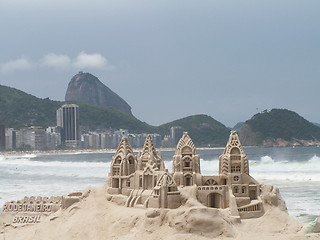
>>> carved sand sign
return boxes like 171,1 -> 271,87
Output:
1,196 -> 62,226
12,215 -> 41,224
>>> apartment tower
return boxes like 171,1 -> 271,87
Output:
0,124 -> 5,150
57,104 -> 80,148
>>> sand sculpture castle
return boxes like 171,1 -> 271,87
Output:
106,131 -> 264,219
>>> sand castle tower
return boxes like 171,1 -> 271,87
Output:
219,131 -> 262,218
149,172 -> 181,209
132,135 -> 165,191
219,131 -> 249,176
172,132 -> 202,186
137,134 -> 164,171
108,137 -> 137,192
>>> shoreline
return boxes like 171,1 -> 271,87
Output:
2,145 -> 319,157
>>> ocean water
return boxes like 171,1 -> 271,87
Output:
0,146 -> 319,223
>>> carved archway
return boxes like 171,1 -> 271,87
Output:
207,193 -> 222,208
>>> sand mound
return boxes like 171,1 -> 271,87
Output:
1,185 -> 320,240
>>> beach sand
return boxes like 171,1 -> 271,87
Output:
1,185 -> 319,240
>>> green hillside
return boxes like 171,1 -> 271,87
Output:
0,85 -> 153,132
239,109 -> 320,145
75,101 -> 155,133
157,115 -> 230,146
0,85 -> 61,129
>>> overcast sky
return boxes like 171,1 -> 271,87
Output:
0,0 -> 319,127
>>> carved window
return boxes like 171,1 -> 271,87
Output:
128,157 -> 134,164
230,147 -> 240,154
233,176 -> 239,182
231,165 -> 241,173
242,186 -> 246,193
204,179 -> 217,186
234,186 -> 238,194
115,157 -> 121,165
154,177 -> 157,187
230,155 -> 241,161
113,168 -> 120,175
126,180 -> 131,187
183,157 -> 192,172
230,147 -> 241,161
139,177 -> 142,188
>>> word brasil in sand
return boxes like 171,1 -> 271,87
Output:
1,196 -> 62,226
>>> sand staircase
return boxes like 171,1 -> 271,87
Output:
126,189 -> 144,207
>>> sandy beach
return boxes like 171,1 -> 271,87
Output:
1,184 -> 319,240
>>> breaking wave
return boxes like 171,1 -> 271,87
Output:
166,155 -> 320,182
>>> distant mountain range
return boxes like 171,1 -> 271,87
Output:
1,73 -> 320,147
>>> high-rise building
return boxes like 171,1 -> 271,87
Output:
57,104 -> 80,148
16,127 -> 47,150
5,128 -> 16,150
170,126 -> 183,146
0,124 -> 5,150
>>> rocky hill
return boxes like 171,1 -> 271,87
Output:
239,109 -> 320,146
65,72 -> 132,115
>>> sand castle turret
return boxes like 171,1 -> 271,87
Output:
137,134 -> 164,171
172,132 -> 201,186
108,137 -> 137,192
219,131 -> 249,176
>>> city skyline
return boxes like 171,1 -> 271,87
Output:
0,1 -> 319,127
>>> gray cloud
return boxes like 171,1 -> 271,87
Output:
1,52 -> 115,74
42,53 -> 71,68
1,57 -> 33,74
72,52 -> 115,71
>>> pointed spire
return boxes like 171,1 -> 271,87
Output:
175,132 -> 197,155
138,134 -> 165,171
224,131 -> 246,155
114,137 -> 135,157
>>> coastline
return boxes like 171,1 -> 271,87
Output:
3,144 -> 318,157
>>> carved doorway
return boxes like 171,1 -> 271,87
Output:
185,175 -> 192,186
144,175 -> 153,189
207,193 -> 222,208
112,178 -> 119,188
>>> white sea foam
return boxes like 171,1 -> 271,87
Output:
260,156 -> 275,164
0,158 -> 107,168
